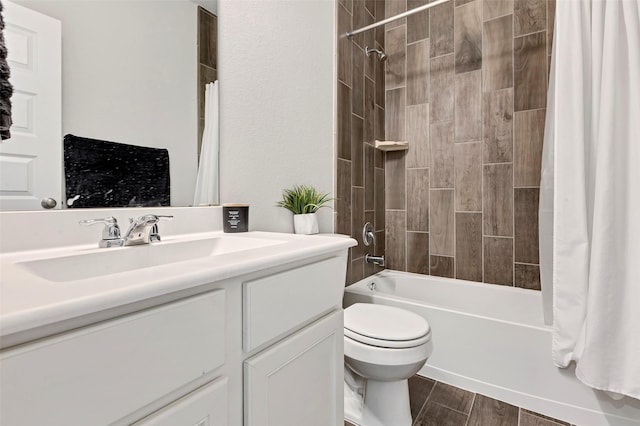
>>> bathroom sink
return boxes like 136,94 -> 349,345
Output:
17,236 -> 283,283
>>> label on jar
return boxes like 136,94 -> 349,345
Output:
223,204 -> 249,233
227,210 -> 240,228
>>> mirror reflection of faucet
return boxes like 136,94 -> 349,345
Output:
79,214 -> 173,248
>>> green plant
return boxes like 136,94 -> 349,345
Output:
277,185 -> 333,214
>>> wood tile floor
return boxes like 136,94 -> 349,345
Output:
345,375 -> 576,426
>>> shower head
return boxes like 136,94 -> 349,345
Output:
365,46 -> 387,62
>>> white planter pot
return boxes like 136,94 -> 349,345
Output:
293,213 -> 319,235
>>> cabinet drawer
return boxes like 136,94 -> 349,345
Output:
135,376 -> 228,426
243,256 -> 346,352
0,290 -> 226,426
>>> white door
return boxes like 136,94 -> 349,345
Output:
0,1 -> 61,210
244,311 -> 344,426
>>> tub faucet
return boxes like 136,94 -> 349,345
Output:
123,214 -> 173,246
365,254 -> 385,267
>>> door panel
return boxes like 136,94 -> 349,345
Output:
0,1 -> 61,210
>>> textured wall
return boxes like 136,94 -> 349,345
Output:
219,0 -> 335,233
336,0 -> 387,284
382,0 -> 555,289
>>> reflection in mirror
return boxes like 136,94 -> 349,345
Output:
0,0 -> 218,211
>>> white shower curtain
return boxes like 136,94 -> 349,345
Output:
540,0 -> 640,399
193,81 -> 220,205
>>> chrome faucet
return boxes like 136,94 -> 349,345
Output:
80,214 -> 173,248
362,223 -> 384,267
79,217 -> 124,248
365,254 -> 385,267
123,214 -> 173,246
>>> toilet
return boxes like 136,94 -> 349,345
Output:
343,303 -> 432,426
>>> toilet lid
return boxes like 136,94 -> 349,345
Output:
344,304 -> 431,348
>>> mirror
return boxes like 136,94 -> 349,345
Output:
1,0 -> 218,210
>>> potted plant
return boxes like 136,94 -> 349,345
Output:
277,185 -> 332,234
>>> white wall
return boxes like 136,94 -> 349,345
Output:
218,0 -> 336,233
12,1 -> 199,207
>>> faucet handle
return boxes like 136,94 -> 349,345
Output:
149,215 -> 173,243
124,214 -> 174,245
128,214 -> 173,224
79,217 -> 124,248
362,222 -> 375,246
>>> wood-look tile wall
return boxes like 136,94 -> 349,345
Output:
197,7 -> 217,159
382,0 -> 555,289
336,0 -> 387,284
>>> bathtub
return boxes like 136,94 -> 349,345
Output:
344,270 -> 640,426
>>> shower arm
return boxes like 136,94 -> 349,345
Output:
346,0 -> 451,39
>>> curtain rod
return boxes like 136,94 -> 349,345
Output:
346,0 -> 451,39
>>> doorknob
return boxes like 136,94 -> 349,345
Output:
41,198 -> 57,209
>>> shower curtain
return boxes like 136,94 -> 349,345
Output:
193,81 -> 220,205
540,0 -> 640,399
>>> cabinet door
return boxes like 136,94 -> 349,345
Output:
244,310 -> 343,426
135,377 -> 228,426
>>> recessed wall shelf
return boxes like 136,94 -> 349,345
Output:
374,140 -> 409,151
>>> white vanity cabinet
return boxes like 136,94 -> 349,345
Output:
0,250 -> 348,426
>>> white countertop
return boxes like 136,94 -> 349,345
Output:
0,231 -> 355,347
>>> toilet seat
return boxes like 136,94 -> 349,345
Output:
344,304 -> 431,349
345,328 -> 431,348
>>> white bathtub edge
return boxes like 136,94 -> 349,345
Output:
421,365 -> 640,426
346,286 -> 550,333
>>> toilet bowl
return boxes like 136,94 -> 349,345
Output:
343,303 -> 432,426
